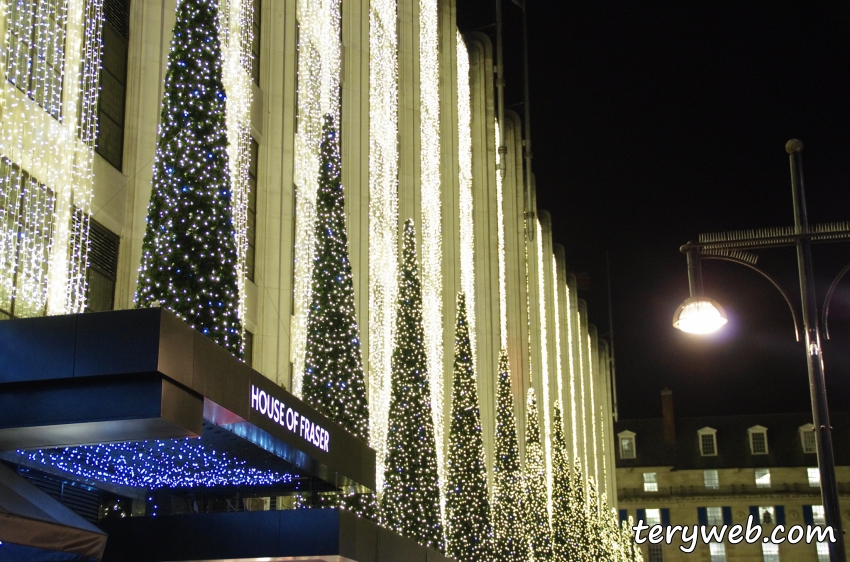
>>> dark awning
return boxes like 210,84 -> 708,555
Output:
0,463 -> 107,561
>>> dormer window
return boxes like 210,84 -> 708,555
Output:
698,427 -> 717,456
748,425 -> 768,455
618,430 -> 636,459
799,424 -> 817,453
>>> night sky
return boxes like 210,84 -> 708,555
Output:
457,1 -> 850,419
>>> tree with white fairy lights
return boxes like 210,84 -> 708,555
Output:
551,400 -> 572,560
136,0 -> 242,356
381,219 -> 443,551
524,387 -> 553,560
300,114 -> 370,443
491,348 -> 529,560
445,292 -> 491,562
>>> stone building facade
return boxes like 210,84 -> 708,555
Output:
616,389 -> 848,562
0,0 -> 616,516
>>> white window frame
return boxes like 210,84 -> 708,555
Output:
643,472 -> 658,492
710,541 -> 727,562
645,508 -> 662,526
619,430 -> 636,459
755,468 -> 771,489
704,469 -> 719,490
808,467 -> 821,488
812,505 -> 826,526
758,506 -> 776,525
706,506 -> 723,526
762,542 -> 779,562
800,424 -> 817,454
699,427 -> 718,456
748,425 -> 769,455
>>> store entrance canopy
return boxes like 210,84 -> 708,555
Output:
0,308 -> 376,493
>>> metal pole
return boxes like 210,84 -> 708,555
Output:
519,1 -> 534,240
787,138 -> 845,562
685,246 -> 704,297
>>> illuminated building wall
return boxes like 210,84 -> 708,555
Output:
1,0 -> 619,514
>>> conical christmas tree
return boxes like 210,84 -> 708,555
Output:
445,292 -> 491,562
301,114 -> 369,442
524,388 -> 553,560
381,219 -> 444,551
136,0 -> 241,355
586,479 -> 605,560
551,401 -> 571,561
492,349 -> 529,560
569,459 -> 590,561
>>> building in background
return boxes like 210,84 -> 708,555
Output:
0,0 -> 620,558
616,389 -> 849,562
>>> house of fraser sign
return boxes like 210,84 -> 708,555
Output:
250,385 -> 330,452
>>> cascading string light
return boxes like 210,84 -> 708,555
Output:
291,0 -> 342,397
534,218 -> 553,521
495,120 -> 507,349
418,0 -> 445,526
587,333 -> 600,491
367,0 -> 399,497
20,439 -> 295,489
565,283 -> 579,460
577,309 -> 588,485
0,0 -> 102,317
456,32 -> 476,377
219,0 -> 254,349
551,255 -> 564,441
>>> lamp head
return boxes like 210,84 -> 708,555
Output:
673,296 -> 728,334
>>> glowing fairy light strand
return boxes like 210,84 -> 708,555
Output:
535,218 -> 552,521
565,283 -> 579,459
456,32 -> 476,377
495,120 -> 507,348
291,0 -> 341,397
367,0 -> 398,495
419,0 -> 444,524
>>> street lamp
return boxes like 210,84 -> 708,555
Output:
673,139 -> 850,562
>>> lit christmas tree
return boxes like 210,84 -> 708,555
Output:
622,516 -> 643,562
524,388 -> 553,560
551,401 -> 571,561
586,478 -> 606,560
445,292 -> 491,562
136,0 -> 242,355
568,459 -> 590,561
491,349 -> 529,560
301,114 -> 370,442
381,219 -> 444,551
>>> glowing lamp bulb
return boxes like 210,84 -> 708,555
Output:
673,297 -> 728,334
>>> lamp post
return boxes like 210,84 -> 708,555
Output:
672,140 -> 850,562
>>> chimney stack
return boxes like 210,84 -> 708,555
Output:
661,388 -> 676,443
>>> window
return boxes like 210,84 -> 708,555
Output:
95,0 -> 131,170
82,215 -> 119,312
645,508 -> 661,526
704,470 -> 719,489
706,507 -> 723,526
812,505 -> 825,526
755,468 -> 771,489
643,472 -> 658,492
244,330 -> 254,367
5,0 -> 67,119
762,543 -> 779,562
749,426 -> 768,454
246,138 -> 258,281
0,157 -> 55,319
699,427 -> 718,456
817,542 -> 830,562
808,467 -> 821,488
251,0 -> 261,84
758,506 -> 776,525
709,542 -> 726,562
619,431 -> 636,459
800,424 -> 817,453
648,543 -> 663,562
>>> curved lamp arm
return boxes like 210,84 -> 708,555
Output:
702,255 -> 801,342
822,261 -> 850,340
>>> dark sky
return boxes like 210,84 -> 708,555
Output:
457,1 -> 850,419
